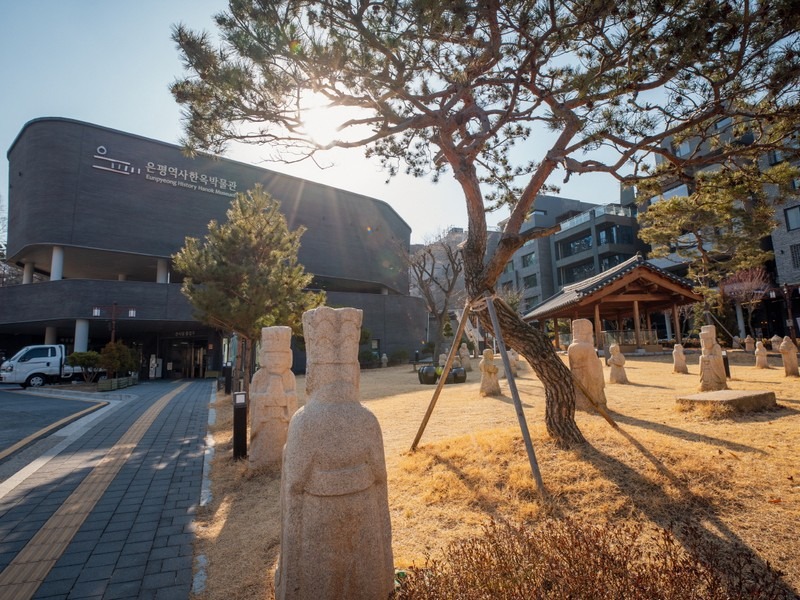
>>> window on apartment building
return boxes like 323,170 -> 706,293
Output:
785,206 -> 800,231
524,296 -> 540,312
558,234 -> 593,259
561,261 -> 595,285
672,140 -> 691,157
521,252 -> 535,267
503,261 -> 514,274
792,244 -> 800,270
714,116 -> 733,130
768,149 -> 786,165
793,178 -> 800,191
523,274 -> 538,288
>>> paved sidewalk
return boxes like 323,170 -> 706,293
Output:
0,380 -> 212,600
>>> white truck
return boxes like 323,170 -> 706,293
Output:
0,344 -> 83,388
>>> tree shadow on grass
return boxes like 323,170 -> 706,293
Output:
576,430 -> 799,599
605,410 -> 768,454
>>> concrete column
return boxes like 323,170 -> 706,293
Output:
50,246 -> 64,281
156,258 -> 169,283
23,262 -> 35,284
44,326 -> 57,345
74,319 -> 90,353
735,301 -> 746,339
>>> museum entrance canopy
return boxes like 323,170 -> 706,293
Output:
523,254 -> 703,350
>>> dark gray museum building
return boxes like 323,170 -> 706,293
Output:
1,117 -> 426,377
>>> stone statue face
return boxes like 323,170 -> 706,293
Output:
482,348 -> 494,360
266,350 -> 292,372
609,344 -> 620,355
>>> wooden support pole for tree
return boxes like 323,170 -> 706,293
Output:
483,293 -> 546,496
410,301 -> 473,451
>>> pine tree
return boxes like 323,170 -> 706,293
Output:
173,185 -> 324,392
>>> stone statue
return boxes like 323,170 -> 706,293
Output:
732,335 -> 741,349
458,343 -> 472,372
779,336 -> 799,377
672,343 -> 689,374
478,349 -> 501,397
744,335 -> 755,352
504,349 -> 518,377
607,344 -> 629,384
567,319 -> 607,410
380,353 -> 388,368
754,341 -> 770,369
249,326 -> 297,470
275,307 -> 394,600
699,325 -> 727,391
770,334 -> 783,350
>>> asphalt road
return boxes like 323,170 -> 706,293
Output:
0,386 -> 105,454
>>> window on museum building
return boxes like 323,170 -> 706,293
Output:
785,206 -> 800,231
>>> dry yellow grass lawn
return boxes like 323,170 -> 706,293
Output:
191,350 -> 800,599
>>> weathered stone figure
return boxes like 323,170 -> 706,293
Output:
732,335 -> 742,349
607,343 -> 629,384
568,319 -> 607,410
699,325 -> 728,391
754,341 -> 770,369
478,349 -> 501,397
458,343 -> 472,372
275,307 -> 394,600
779,336 -> 800,377
381,353 -> 388,368
745,335 -> 755,352
249,326 -> 297,470
770,334 -> 783,350
673,343 -> 689,374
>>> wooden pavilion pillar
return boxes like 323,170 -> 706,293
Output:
553,318 -> 561,350
646,311 -> 653,345
633,299 -> 642,349
594,303 -> 603,351
672,304 -> 682,345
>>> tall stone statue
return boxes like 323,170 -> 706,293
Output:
744,335 -> 755,352
249,326 -> 297,470
567,319 -> 607,410
754,341 -> 770,369
478,349 -> 501,397
275,307 -> 394,600
458,343 -> 472,372
779,336 -> 799,377
699,325 -> 728,391
606,343 -> 629,384
673,343 -> 689,374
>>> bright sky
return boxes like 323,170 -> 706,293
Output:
0,0 -> 620,243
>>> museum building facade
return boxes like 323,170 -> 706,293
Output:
1,118 -> 426,377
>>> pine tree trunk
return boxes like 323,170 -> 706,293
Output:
475,295 -> 586,448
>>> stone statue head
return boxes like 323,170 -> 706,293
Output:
609,343 -> 620,355
571,318 -> 593,343
259,326 -> 293,371
673,343 -> 684,353
482,348 -> 494,361
302,306 -> 363,401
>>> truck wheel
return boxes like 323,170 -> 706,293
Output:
25,374 -> 47,388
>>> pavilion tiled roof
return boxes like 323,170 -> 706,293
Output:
523,253 -> 696,320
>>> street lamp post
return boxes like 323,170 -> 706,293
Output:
783,284 -> 797,346
92,302 -> 137,343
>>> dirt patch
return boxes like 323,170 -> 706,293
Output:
192,350 -> 800,599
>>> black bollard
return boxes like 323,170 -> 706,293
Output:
721,350 -> 731,378
223,363 -> 232,394
232,391 -> 247,459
